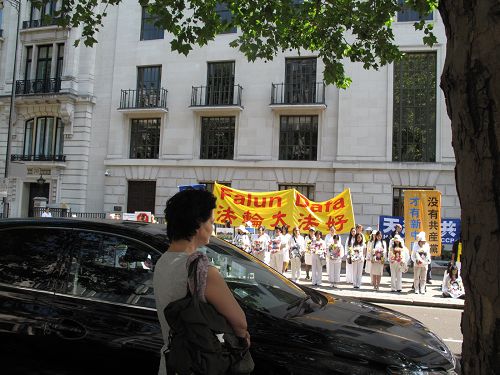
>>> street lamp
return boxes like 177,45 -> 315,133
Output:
37,174 -> 46,185
1,0 -> 21,218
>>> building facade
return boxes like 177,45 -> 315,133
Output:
0,1 -> 460,228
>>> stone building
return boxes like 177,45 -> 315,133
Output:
0,1 -> 459,228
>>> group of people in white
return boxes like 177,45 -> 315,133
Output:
230,222 -> 464,298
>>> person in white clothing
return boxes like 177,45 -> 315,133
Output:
281,225 -> 291,273
326,234 -> 344,287
288,226 -> 305,282
324,226 -> 342,280
311,231 -> 326,286
368,231 -> 387,290
269,226 -> 284,272
344,227 -> 356,283
41,207 -> 52,217
252,225 -> 270,263
233,225 -> 252,253
364,230 -> 377,277
350,233 -> 365,288
304,227 -> 316,280
442,263 -> 465,299
388,235 -> 409,292
411,232 -> 431,294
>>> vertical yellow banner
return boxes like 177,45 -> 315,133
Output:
404,190 -> 442,256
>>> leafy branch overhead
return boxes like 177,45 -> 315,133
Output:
30,0 -> 437,87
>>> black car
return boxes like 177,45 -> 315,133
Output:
0,218 -> 458,374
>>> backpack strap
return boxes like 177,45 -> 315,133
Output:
186,252 -> 209,303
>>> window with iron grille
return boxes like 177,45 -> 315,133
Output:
140,6 -> 164,40
130,119 -> 161,159
397,0 -> 433,22
285,58 -> 317,104
393,187 -> 434,216
198,181 -> 232,193
200,117 -> 235,160
23,117 -> 64,158
279,184 -> 315,200
279,115 -> 318,160
393,52 -> 436,162
206,61 -> 235,105
215,3 -> 236,33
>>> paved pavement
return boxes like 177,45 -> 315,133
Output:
285,266 -> 465,309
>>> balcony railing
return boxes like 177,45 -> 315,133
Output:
271,82 -> 325,105
22,18 -> 59,29
191,84 -> 242,107
15,78 -> 61,95
11,154 -> 66,162
119,88 -> 168,110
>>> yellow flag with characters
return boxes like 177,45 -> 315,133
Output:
213,183 -> 355,234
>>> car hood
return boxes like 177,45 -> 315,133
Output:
288,292 -> 455,371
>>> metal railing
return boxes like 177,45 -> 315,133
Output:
11,154 -> 66,162
119,88 -> 168,110
271,82 -> 325,105
191,84 -> 242,107
22,18 -> 59,29
32,207 -> 107,219
15,78 -> 61,95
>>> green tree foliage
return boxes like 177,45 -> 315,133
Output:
29,0 -> 436,88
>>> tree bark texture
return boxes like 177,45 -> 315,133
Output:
439,1 -> 500,374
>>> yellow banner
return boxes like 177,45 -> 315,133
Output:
213,183 -> 355,234
403,190 -> 442,256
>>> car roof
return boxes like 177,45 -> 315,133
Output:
0,218 -> 169,250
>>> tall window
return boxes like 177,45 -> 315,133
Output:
36,45 -> 52,81
279,184 -> 315,200
24,46 -> 33,79
140,6 -> 164,41
279,115 -> 318,160
0,8 -> 3,36
393,52 -> 436,162
30,0 -> 59,26
137,66 -> 161,91
56,43 -> 64,79
23,117 -> 64,158
397,0 -> 433,22
206,61 -> 235,105
130,119 -> 161,159
215,3 -> 236,33
200,117 -> 235,160
285,58 -> 317,104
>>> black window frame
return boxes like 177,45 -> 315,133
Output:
24,46 -> 33,80
200,116 -> 235,160
215,2 -> 236,34
279,115 -> 318,161
392,51 -> 437,163
140,6 -> 164,41
129,118 -> 161,159
35,44 -> 53,81
397,0 -> 433,22
55,43 -> 64,79
206,61 -> 235,106
23,116 -> 64,158
284,57 -> 317,104
278,184 -> 315,200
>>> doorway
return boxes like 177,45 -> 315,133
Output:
28,182 -> 50,217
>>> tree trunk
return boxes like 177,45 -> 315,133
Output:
438,1 -> 500,374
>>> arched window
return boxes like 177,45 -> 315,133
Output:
23,117 -> 64,161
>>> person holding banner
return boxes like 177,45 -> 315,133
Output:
269,226 -> 284,272
350,233 -> 365,288
311,231 -> 326,286
389,235 -> 409,292
411,232 -> 432,294
344,227 -> 356,283
288,227 -> 305,282
327,234 -> 344,287
368,231 -> 387,291
304,227 -> 316,280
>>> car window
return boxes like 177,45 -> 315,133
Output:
64,230 -> 160,308
199,240 -> 307,317
0,227 -> 72,291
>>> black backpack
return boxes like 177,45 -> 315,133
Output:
163,257 -> 254,375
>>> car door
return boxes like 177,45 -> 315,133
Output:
0,225 -> 74,374
47,228 -> 163,374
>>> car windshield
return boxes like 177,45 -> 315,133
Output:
198,238 -> 309,317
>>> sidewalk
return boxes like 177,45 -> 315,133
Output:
284,267 -> 465,310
